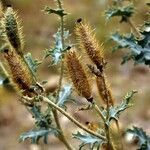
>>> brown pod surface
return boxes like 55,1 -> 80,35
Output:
66,50 -> 92,102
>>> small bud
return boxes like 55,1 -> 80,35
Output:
77,18 -> 82,23
66,49 -> 92,101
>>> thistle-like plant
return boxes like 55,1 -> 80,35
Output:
106,0 -> 150,66
0,1 -> 139,150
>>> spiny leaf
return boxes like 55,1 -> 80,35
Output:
19,128 -> 59,144
31,105 -> 52,128
44,29 -> 70,65
103,90 -> 137,124
105,5 -> 134,22
127,127 -> 150,150
110,32 -> 150,66
44,6 -> 67,17
57,84 -> 74,109
73,132 -> 105,150
24,53 -> 41,76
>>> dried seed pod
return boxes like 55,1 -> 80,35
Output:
66,49 -> 92,102
75,19 -> 105,71
3,48 -> 34,96
96,76 -> 114,105
3,7 -> 24,56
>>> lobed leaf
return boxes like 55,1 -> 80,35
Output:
24,53 -> 41,76
44,29 -> 70,65
105,5 -> 134,22
44,6 -> 67,17
73,132 -> 105,150
19,128 -> 59,144
57,84 -> 74,109
31,105 -> 52,129
102,90 -> 137,125
127,127 -> 150,150
110,31 -> 150,66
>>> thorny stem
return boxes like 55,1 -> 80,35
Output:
41,96 -> 107,141
52,0 -> 73,150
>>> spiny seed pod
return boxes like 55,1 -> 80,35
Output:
96,76 -> 114,105
75,19 -> 105,71
3,48 -> 34,96
3,7 -> 23,56
66,50 -> 93,102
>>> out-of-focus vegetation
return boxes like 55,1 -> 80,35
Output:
0,0 -> 150,150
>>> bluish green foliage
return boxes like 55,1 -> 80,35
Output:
44,29 -> 70,65
127,127 -> 150,150
57,84 -> 73,109
31,105 -> 52,128
19,128 -> 59,144
102,90 -> 137,125
105,5 -> 134,22
44,6 -> 67,17
73,132 -> 104,150
110,26 -> 150,66
107,1 -> 150,66
24,53 -> 41,76
19,105 -> 59,144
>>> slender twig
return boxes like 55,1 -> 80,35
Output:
93,104 -> 106,122
127,18 -> 141,37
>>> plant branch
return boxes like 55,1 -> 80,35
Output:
52,1 -> 72,149
40,96 -> 106,141
127,18 -> 141,37
93,103 -> 106,122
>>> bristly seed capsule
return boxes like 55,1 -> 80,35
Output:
66,49 -> 93,102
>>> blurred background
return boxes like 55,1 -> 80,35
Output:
0,0 -> 150,149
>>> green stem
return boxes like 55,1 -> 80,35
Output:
42,96 -> 106,141
53,1 -> 72,149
